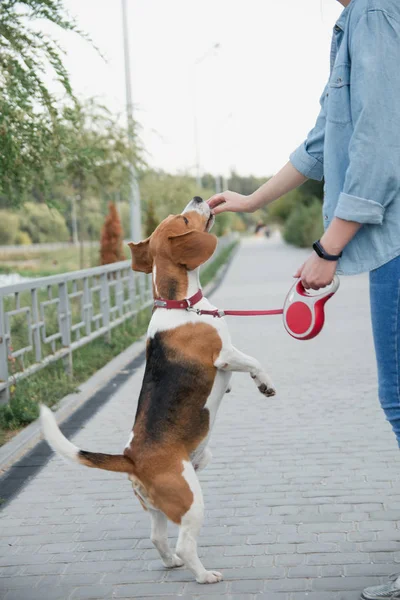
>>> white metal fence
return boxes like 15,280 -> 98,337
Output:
0,235 -> 236,404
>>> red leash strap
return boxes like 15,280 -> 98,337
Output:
154,290 -> 283,318
197,308 -> 283,318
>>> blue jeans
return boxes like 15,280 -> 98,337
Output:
370,254 -> 400,447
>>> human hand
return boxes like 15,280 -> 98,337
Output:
294,252 -> 337,290
207,191 -> 255,215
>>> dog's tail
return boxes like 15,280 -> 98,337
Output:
40,405 -> 135,475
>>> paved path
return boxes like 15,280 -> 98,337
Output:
1,237 -> 400,600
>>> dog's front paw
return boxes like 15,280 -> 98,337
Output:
197,570 -> 223,584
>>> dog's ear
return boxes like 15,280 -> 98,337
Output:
128,238 -> 152,273
169,230 -> 217,270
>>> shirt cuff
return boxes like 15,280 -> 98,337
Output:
289,143 -> 324,181
334,192 -> 385,225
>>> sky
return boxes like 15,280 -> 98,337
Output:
55,0 -> 342,180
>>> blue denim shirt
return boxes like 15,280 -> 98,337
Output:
290,0 -> 400,275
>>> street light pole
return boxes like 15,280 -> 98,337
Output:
121,0 -> 142,242
192,43 -> 220,190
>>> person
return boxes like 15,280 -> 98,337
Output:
208,1 -> 400,598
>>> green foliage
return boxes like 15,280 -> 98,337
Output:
0,0 -> 82,199
59,101 -> 143,198
20,202 -> 69,243
15,231 -> 32,245
0,210 -> 19,244
228,171 -> 266,197
266,189 -> 303,224
301,179 -> 324,201
144,198 -> 159,238
140,170 -> 209,222
84,197 -> 105,239
200,241 -> 238,288
0,393 -> 40,430
283,198 -> 324,248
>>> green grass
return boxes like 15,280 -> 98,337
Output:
200,242 -> 237,288
0,241 -> 238,446
0,244 -> 132,278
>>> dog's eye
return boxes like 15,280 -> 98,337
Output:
183,216 -> 189,225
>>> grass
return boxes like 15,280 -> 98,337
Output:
0,241 -> 238,446
0,244 -> 131,278
200,242 -> 237,288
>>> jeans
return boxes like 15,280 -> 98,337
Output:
370,254 -> 400,447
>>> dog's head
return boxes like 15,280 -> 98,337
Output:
128,197 -> 217,274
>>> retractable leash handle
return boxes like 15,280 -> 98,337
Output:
283,275 -> 340,340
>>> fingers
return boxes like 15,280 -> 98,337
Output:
293,263 -> 304,279
207,194 -> 227,210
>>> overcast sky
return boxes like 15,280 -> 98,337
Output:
57,0 -> 342,179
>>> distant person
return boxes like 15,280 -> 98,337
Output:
254,221 -> 264,235
208,1 -> 400,598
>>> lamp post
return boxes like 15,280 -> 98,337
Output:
192,43 -> 220,189
121,0 -> 142,242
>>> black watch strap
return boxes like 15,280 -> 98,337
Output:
312,240 -> 342,261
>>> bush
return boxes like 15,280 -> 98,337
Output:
0,211 -> 20,244
266,190 -> 302,224
283,198 -> 324,248
20,202 -> 69,243
231,214 -> 248,233
84,197 -> 105,240
15,231 -> 32,245
100,202 -> 124,264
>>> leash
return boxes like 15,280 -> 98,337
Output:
154,275 -> 340,340
154,290 -> 283,318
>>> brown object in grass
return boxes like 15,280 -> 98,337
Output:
100,202 -> 125,265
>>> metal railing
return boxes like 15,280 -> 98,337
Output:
0,235 -> 236,404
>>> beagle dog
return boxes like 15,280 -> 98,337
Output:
41,197 -> 276,584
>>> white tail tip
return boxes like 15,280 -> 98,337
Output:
40,404 -> 79,463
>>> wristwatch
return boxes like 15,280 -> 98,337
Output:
312,239 -> 342,261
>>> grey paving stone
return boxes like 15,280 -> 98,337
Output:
69,585 -> 114,599
3,587 -> 74,600
312,576 -> 381,591
113,582 -> 186,597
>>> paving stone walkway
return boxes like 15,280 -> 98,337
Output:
1,236 -> 400,600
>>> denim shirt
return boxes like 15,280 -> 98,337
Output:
290,0 -> 400,275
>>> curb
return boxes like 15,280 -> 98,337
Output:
0,240 -> 240,476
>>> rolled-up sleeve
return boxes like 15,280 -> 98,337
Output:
334,9 -> 400,225
289,84 -> 327,182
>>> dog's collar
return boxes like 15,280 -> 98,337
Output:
154,289 -> 203,310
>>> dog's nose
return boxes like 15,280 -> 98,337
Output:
192,196 -> 203,204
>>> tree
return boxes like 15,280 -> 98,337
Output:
57,100 -> 143,268
0,0 -> 83,200
100,202 -> 124,265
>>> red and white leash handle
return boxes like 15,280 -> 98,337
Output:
282,275 -> 340,340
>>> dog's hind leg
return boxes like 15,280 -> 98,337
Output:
149,509 -> 183,568
176,461 -> 223,584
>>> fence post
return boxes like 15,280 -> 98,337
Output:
116,271 -> 124,318
100,273 -> 111,343
0,297 -> 9,405
58,282 -> 73,379
83,276 -> 91,336
31,289 -> 42,364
